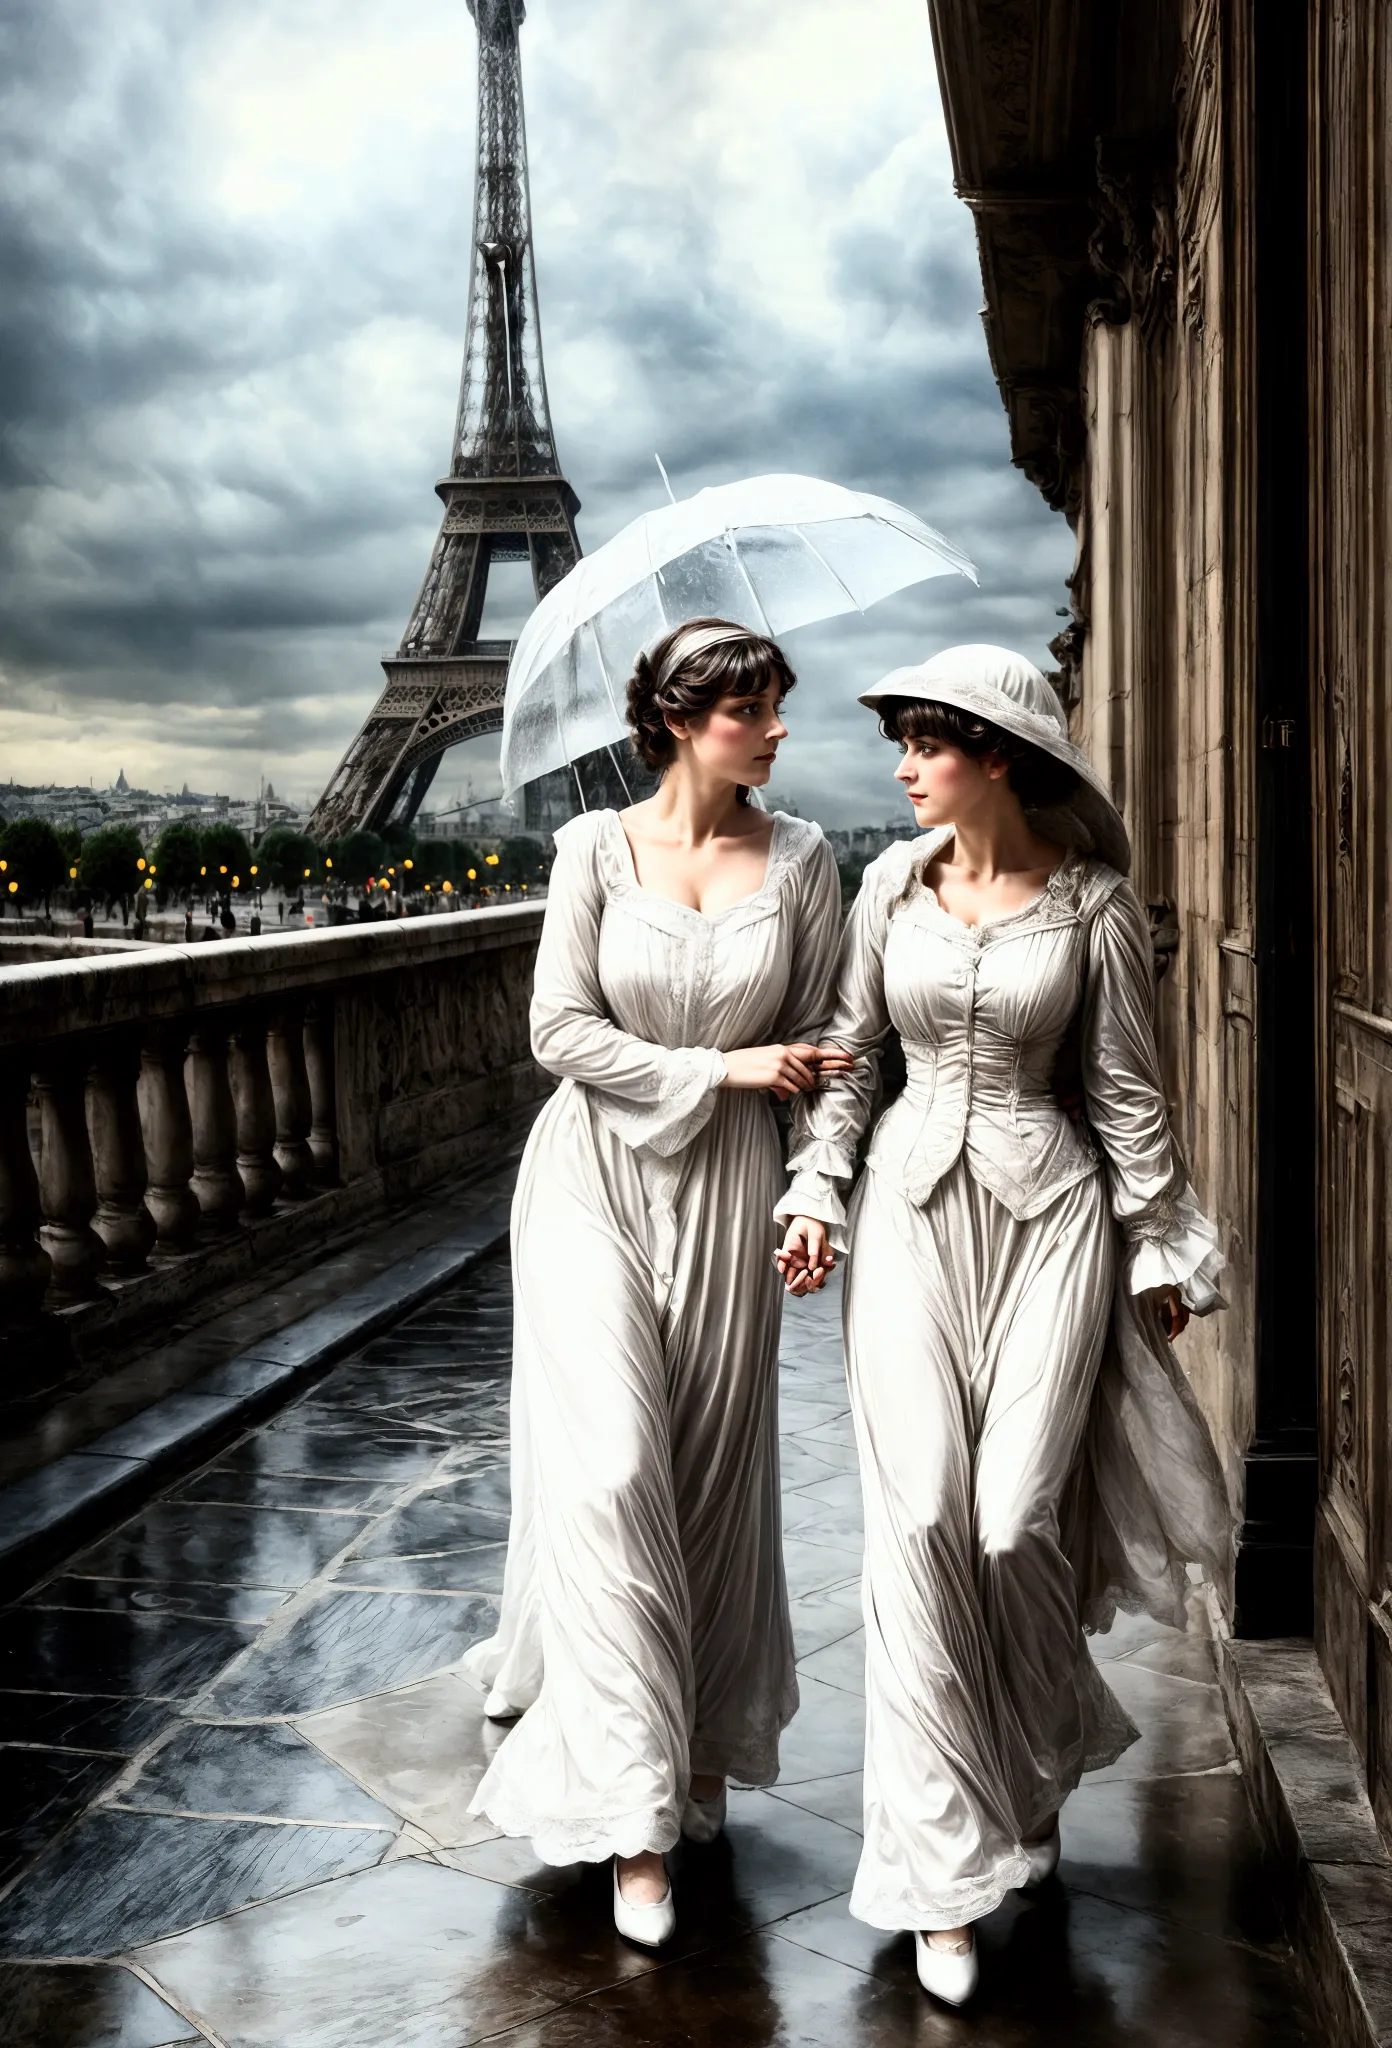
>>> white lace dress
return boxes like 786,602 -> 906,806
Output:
463,807 -> 842,1864
775,827 -> 1233,1931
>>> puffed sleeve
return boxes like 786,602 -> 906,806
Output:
773,850 -> 896,1251
1081,879 -> 1225,1314
770,829 -> 844,1047
529,818 -> 726,1158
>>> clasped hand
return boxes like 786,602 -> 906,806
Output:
720,1042 -> 855,1104
775,1216 -> 834,1297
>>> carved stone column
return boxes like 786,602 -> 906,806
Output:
87,1035 -> 156,1275
228,1013 -> 283,1216
266,1003 -> 314,1199
304,999 -> 340,1187
186,1023 -> 245,1232
0,1069 -> 51,1315
32,1053 -> 104,1301
138,1024 -> 200,1254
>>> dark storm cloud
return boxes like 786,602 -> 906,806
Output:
0,0 -> 1071,810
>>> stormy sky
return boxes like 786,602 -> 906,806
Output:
0,0 -> 1073,828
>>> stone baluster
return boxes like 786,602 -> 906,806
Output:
186,1021 -> 245,1232
0,1068 -> 51,1316
32,1053 -> 104,1301
228,1012 -> 283,1216
138,1023 -> 200,1255
266,1003 -> 314,1199
87,1034 -> 156,1275
304,999 -> 340,1186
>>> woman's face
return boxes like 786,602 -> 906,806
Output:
892,730 -> 1005,826
669,681 -> 788,788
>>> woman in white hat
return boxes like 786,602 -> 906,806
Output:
775,644 -> 1231,2006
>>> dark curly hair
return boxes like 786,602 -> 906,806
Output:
626,618 -> 797,795
876,696 -> 1080,812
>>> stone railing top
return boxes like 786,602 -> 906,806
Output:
0,937 -> 159,962
0,902 -> 545,1050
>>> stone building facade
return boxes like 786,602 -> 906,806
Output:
927,0 -> 1392,1830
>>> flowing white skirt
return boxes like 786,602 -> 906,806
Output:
845,1158 -> 1142,1931
462,1079 -> 798,1864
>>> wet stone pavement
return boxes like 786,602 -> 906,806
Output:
0,1251 -> 1321,2047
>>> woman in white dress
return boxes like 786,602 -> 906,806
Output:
464,617 -> 846,1945
776,644 -> 1232,2006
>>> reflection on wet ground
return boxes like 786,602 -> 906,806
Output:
0,1254 -> 1319,2045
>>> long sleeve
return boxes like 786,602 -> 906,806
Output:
1081,881 -> 1225,1313
774,851 -> 897,1248
771,832 -> 845,1046
529,820 -> 726,1158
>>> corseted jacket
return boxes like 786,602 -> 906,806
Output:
775,827 -> 1223,1308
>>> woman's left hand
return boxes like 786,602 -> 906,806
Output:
1152,1287 -> 1190,1341
776,1217 -> 835,1294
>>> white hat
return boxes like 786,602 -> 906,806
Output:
858,642 -> 1130,876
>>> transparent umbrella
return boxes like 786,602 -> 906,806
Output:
500,472 -> 976,798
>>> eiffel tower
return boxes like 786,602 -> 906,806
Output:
310,0 -> 605,840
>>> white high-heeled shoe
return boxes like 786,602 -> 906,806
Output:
914,1929 -> 978,2006
612,1860 -> 676,1947
680,1783 -> 727,1843
1021,1819 -> 1061,1888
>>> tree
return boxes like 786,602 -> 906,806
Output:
413,840 -> 456,890
199,823 -> 252,895
150,820 -> 204,903
330,829 -> 387,890
378,820 -> 417,863
256,826 -> 318,896
495,835 -> 550,887
0,818 -> 68,911
80,825 -> 145,923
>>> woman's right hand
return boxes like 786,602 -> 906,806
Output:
776,1216 -> 834,1294
720,1044 -> 853,1102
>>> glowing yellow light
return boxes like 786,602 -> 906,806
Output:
69,866 -> 78,879
442,880 -> 453,893
325,858 -> 333,868
218,864 -> 227,875
424,882 -> 432,892
0,860 -> 7,870
250,865 -> 258,876
404,859 -> 413,870
136,857 -> 146,870
303,867 -> 311,877
231,875 -> 240,888
388,866 -> 396,876
6,881 -> 15,894
149,864 -> 156,875
505,883 -> 511,891
485,853 -> 499,866
466,868 -> 477,881
200,865 -> 207,876
143,878 -> 153,890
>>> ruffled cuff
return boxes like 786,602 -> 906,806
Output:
589,1046 -> 727,1159
784,1135 -> 858,1184
773,1172 -> 850,1256
1123,1183 -> 1226,1315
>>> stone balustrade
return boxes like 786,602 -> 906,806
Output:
0,908 -> 546,1384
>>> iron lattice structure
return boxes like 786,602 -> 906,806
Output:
311,0 -> 607,840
